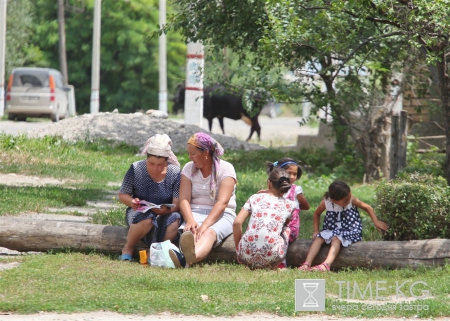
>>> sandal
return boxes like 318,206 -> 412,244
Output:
311,262 -> 330,272
298,262 -> 310,271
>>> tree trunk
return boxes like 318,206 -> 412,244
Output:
432,50 -> 450,185
1,217 -> 449,270
389,114 -> 400,179
380,114 -> 391,178
319,55 -> 349,152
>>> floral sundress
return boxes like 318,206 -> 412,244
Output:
236,193 -> 295,269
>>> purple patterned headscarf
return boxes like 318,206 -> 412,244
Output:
188,132 -> 224,199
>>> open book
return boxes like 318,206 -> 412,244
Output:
137,200 -> 175,213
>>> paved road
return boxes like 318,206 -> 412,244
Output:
172,115 -> 318,144
0,120 -> 53,136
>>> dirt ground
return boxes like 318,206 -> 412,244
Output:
0,312 -> 444,321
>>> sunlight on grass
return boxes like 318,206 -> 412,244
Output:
0,253 -> 448,317
1,134 -> 449,317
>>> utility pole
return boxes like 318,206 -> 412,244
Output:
57,0 -> 69,85
90,0 -> 101,114
184,41 -> 204,127
158,0 -> 167,113
0,0 -> 7,117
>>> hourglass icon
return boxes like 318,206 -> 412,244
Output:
302,282 -> 319,307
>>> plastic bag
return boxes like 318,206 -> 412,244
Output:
149,240 -> 179,268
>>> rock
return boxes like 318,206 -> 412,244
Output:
146,109 -> 169,119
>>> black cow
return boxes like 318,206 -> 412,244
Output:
173,84 -> 263,141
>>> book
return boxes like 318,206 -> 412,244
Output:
136,201 -> 175,213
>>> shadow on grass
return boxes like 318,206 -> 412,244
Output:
0,185 -> 107,216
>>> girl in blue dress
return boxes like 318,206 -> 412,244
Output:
299,180 -> 388,271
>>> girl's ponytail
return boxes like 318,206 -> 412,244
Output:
265,161 -> 275,175
268,168 -> 292,194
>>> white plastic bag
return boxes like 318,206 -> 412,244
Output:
149,240 -> 179,268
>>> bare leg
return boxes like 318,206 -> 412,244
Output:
304,237 -> 325,265
122,219 -> 153,255
324,236 -> 341,267
192,228 -> 217,264
163,219 -> 180,242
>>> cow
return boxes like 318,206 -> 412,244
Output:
172,84 -> 263,141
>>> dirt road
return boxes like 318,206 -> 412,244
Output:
0,311 -> 442,321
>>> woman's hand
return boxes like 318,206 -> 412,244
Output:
131,198 -> 140,211
184,220 -> 199,234
195,224 -> 209,242
151,206 -> 171,216
312,231 -> 319,240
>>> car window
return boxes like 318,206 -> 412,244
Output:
12,70 -> 49,87
53,73 -> 64,89
17,75 -> 43,87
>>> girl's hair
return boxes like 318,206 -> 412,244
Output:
324,180 -> 351,200
268,168 -> 292,194
266,157 -> 303,180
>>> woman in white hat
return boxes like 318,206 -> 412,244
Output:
118,134 -> 181,261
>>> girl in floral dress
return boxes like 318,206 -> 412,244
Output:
233,168 -> 295,269
264,157 -> 310,268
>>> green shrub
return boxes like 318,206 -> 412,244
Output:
375,173 -> 450,240
400,152 -> 445,177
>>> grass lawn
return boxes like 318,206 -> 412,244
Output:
0,133 -> 449,318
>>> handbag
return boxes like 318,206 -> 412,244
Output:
149,240 -> 179,268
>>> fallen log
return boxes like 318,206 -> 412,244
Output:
1,216 -> 449,270
0,216 -> 138,254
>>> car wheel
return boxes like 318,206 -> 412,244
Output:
51,112 -> 60,122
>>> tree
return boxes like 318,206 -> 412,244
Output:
5,0 -> 46,79
168,0 -> 450,184
29,0 -> 186,114
166,0 -> 404,181
299,0 -> 450,184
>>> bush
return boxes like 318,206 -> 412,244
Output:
375,173 -> 450,240
400,146 -> 446,177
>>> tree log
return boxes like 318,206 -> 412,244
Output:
1,217 -> 449,270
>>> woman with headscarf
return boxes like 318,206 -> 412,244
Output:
169,132 -> 237,268
118,134 -> 181,261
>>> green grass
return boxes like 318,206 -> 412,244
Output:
0,133 -> 448,317
0,134 -> 377,239
0,253 -> 449,317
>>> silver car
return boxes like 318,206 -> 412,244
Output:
6,67 -> 70,122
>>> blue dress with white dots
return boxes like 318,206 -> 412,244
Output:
318,198 -> 363,247
119,160 -> 181,245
